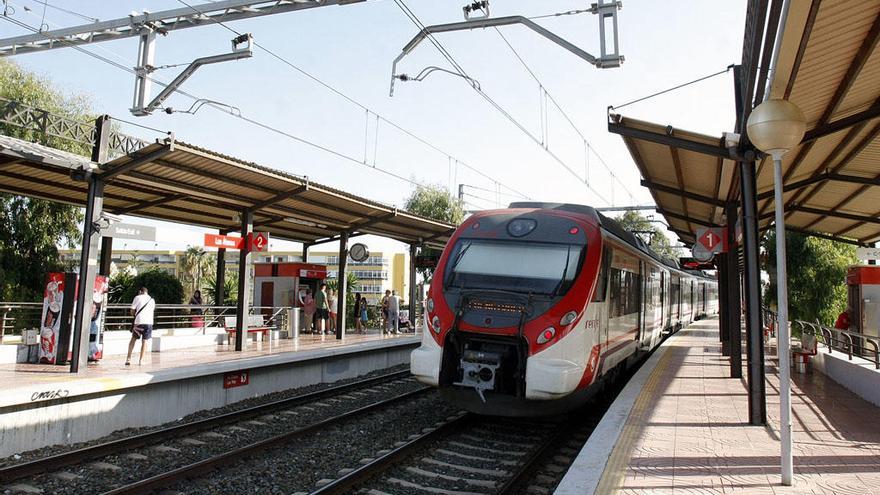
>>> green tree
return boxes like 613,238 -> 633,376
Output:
763,230 -> 856,325
179,246 -> 214,297
403,184 -> 465,281
614,211 -> 677,259
0,60 -> 90,301
204,271 -> 238,306
326,272 -> 359,321
120,269 -> 185,305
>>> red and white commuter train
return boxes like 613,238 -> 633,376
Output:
411,203 -> 718,416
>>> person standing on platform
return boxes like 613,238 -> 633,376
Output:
189,290 -> 204,329
302,288 -> 315,334
126,287 -> 154,366
387,290 -> 401,335
315,283 -> 329,334
359,297 -> 370,334
327,288 -> 337,334
381,290 -> 391,334
354,293 -> 363,334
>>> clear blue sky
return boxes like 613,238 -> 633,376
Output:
2,0 -> 746,252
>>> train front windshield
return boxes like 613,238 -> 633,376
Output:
444,240 -> 583,296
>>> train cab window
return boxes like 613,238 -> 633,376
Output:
592,247 -> 612,302
444,239 -> 585,296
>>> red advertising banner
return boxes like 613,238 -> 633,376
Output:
205,233 -> 244,250
90,275 -> 109,362
38,273 -> 66,364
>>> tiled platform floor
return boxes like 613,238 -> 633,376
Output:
0,328 -> 416,387
597,318 -> 880,494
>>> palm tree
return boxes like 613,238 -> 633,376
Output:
180,246 -> 213,294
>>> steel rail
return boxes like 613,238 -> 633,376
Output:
309,413 -> 473,495
100,386 -> 432,495
496,419 -> 578,494
311,413 -> 577,495
0,370 -> 410,484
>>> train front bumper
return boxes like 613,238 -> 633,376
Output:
410,330 -> 441,386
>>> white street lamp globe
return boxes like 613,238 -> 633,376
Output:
746,99 -> 806,158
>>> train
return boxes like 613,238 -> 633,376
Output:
411,202 -> 718,416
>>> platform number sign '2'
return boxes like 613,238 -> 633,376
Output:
248,232 -> 269,252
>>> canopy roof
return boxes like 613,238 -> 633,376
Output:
0,134 -> 455,248
611,0 -> 880,247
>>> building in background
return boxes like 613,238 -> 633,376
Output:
60,249 -> 409,305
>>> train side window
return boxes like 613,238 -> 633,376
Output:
592,247 -> 612,302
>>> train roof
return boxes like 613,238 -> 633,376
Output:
508,202 -> 706,277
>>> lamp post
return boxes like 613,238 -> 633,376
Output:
746,98 -> 806,487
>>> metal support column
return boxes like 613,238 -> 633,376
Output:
70,115 -> 110,373
718,251 -> 730,356
234,212 -> 253,351
70,177 -> 104,372
727,202 -> 743,378
409,244 -> 418,327
302,243 -> 310,263
215,230 -> 227,306
99,236 -> 113,276
740,159 -> 766,425
335,232 -> 349,340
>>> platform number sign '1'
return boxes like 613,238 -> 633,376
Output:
692,227 -> 726,262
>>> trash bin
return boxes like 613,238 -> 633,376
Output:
287,308 -> 300,339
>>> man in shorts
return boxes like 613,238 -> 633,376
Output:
126,287 -> 154,366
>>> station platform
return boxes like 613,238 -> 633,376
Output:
0,330 -> 419,458
557,318 -> 880,494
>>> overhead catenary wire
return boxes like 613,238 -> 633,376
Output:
0,14 -> 424,189
390,0 -> 611,205
172,0 -> 529,200
493,27 -> 638,205
610,65 -> 734,111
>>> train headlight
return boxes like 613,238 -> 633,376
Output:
426,298 -> 434,313
431,315 -> 442,334
560,311 -> 578,326
507,218 -> 537,237
537,326 -> 556,344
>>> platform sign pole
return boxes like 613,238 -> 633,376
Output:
773,156 -> 793,486
409,244 -> 418,328
335,232 -> 348,340
215,230 -> 228,307
234,212 -> 253,352
99,236 -> 113,276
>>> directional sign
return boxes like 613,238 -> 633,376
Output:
100,222 -> 156,241
204,233 -> 244,250
697,227 -> 725,252
248,232 -> 269,252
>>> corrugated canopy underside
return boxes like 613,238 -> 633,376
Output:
0,135 -> 455,248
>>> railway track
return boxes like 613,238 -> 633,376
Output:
310,412 -> 595,495
0,370 -> 423,493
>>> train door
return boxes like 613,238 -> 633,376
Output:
606,245 -> 641,370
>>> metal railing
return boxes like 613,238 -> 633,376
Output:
0,302 -> 290,340
763,307 -> 879,370
796,320 -> 879,370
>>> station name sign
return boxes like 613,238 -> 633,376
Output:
857,247 -> 880,260
100,222 -> 156,242
204,232 -> 270,251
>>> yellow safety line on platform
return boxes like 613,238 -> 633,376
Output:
594,347 -> 672,493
